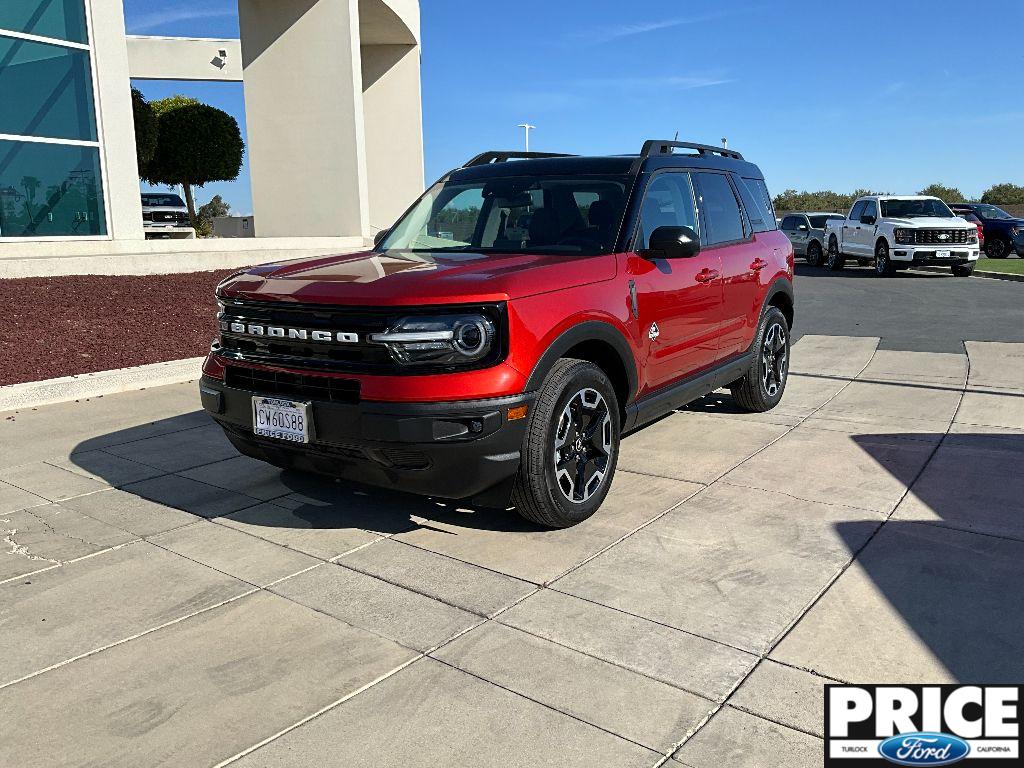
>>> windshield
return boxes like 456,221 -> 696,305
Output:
809,214 -> 843,228
142,194 -> 185,207
971,204 -> 1014,220
880,198 -> 954,219
379,175 -> 630,256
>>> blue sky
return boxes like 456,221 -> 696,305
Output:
124,0 -> 1024,214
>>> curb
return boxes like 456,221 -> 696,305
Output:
0,357 -> 205,412
915,266 -> 1024,283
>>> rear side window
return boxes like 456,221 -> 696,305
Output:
637,172 -> 698,248
849,200 -> 866,221
738,177 -> 777,233
694,172 -> 746,245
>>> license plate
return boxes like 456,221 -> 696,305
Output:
252,397 -> 310,443
936,249 -> 952,259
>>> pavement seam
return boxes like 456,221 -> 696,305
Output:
664,340 -> 968,762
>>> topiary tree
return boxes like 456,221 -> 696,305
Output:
980,183 -> 1024,205
131,88 -> 158,173
917,183 -> 964,204
141,95 -> 245,228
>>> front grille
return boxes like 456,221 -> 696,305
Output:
912,229 -> 971,245
225,366 -> 360,404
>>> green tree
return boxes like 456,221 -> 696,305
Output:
142,95 -> 245,228
980,183 -> 1024,205
131,88 -> 158,172
195,194 -> 231,237
917,183 -> 964,204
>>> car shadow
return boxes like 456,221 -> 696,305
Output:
837,432 -> 1024,683
794,263 -> 951,279
70,413 -> 545,536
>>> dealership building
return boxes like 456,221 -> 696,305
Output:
0,0 -> 424,276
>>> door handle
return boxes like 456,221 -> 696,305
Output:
750,258 -> 769,271
695,268 -> 720,284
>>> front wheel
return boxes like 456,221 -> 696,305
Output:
987,238 -> 1009,259
512,359 -> 620,528
826,239 -> 845,271
952,263 -> 975,277
806,240 -> 823,267
730,307 -> 790,413
875,240 -> 895,276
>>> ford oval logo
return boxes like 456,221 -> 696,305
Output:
878,733 -> 970,766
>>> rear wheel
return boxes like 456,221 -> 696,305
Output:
512,359 -> 620,529
826,238 -> 845,271
730,307 -> 790,413
952,263 -> 975,277
987,238 -> 1009,259
874,240 -> 895,276
806,240 -> 823,267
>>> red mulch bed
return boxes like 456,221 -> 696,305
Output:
1,270 -> 235,386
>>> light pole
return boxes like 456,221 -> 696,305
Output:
721,137 -> 729,149
518,123 -> 536,152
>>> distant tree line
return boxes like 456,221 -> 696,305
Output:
774,182 -> 1024,211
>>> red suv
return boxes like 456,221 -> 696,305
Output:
201,140 -> 794,528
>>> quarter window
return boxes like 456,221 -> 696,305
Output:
694,172 -> 745,245
738,177 -> 776,233
637,172 -> 698,248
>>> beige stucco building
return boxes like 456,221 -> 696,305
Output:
0,0 -> 424,276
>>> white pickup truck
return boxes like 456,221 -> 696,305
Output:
823,195 -> 980,277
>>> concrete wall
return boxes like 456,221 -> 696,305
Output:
126,37 -> 243,81
90,0 -> 144,241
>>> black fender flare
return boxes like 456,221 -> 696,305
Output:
525,320 -> 639,405
762,277 -> 795,327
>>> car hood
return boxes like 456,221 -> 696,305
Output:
218,249 -> 617,306
887,217 -> 976,228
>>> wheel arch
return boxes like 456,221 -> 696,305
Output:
763,277 -> 794,329
525,321 -> 638,413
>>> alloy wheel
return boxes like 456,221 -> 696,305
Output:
553,388 -> 613,504
875,243 -> 890,275
761,322 -> 788,398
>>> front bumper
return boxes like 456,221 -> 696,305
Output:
892,246 -> 980,265
200,375 -> 532,506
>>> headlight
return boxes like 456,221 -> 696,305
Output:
967,229 -> 979,244
371,312 -> 498,367
894,228 -> 914,244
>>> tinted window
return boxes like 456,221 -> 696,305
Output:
0,37 -> 97,141
737,177 -> 776,233
0,140 -> 106,237
861,200 -> 878,220
694,172 -> 745,245
638,172 -> 698,248
808,215 -> 840,228
880,198 -> 954,218
0,1 -> 89,44
780,216 -> 798,230
142,194 -> 186,207
849,201 -> 866,221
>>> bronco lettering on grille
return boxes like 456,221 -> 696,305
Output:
224,322 -> 359,344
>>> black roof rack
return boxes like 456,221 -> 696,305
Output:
462,150 -> 577,168
629,140 -> 744,174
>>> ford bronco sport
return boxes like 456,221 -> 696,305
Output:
200,140 -> 795,528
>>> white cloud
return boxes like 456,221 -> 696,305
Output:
128,7 -> 236,34
579,74 -> 735,91
568,10 -> 733,44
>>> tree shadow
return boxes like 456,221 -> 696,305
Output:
838,432 -> 1024,682
70,413 -> 544,536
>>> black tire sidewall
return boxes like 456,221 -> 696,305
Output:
754,309 -> 790,409
526,362 -> 620,526
875,241 -> 891,275
807,242 -> 822,266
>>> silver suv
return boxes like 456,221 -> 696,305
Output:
141,193 -> 193,239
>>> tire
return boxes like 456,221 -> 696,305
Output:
952,263 -> 975,277
874,239 -> 895,276
730,307 -> 790,413
826,238 -> 845,271
987,238 -> 1009,259
806,240 -> 823,267
512,358 -> 620,528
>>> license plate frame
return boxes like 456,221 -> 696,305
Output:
252,396 -> 311,444
935,249 -> 952,259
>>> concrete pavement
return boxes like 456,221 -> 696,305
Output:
2,336 -> 1023,767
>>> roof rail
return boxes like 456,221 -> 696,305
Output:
462,150 -> 576,168
629,140 -> 744,174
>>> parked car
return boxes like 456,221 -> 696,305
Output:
950,203 -> 1024,259
141,193 -> 194,239
201,140 -> 794,528
780,212 -> 845,266
823,195 -> 980,277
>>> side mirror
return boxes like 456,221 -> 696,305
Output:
373,229 -> 389,248
861,215 -> 876,225
644,226 -> 701,259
